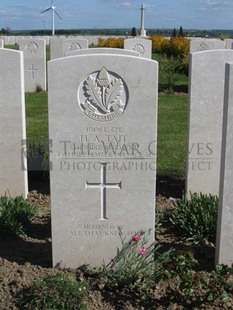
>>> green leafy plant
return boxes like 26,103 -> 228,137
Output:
163,250 -> 198,300
35,84 -> 43,93
100,229 -> 171,291
17,273 -> 89,310
160,56 -> 183,93
0,196 -> 39,237
169,192 -> 218,243
203,265 -> 233,304
155,208 -> 164,235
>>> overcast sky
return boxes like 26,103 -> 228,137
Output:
0,0 -> 233,30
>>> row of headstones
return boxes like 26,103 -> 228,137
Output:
1,45 -> 233,268
0,35 -> 127,46
12,37 -> 152,92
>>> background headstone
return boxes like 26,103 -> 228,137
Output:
61,38 -> 88,57
19,39 -> 46,92
216,62 -> 233,266
186,50 -> 233,195
225,39 -> 233,50
0,49 -> 28,198
66,47 -> 140,57
124,38 -> 152,59
190,39 -> 225,53
49,54 -> 158,268
50,37 -> 62,60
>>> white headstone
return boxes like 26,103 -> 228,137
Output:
186,50 -> 233,195
49,54 -> 158,268
50,37 -> 62,60
19,39 -> 46,92
8,36 -> 16,45
190,39 -> 225,53
216,62 -> 233,266
61,38 -> 88,57
0,49 -> 28,198
124,38 -> 152,59
225,39 -> 233,49
66,48 -> 140,57
0,40 -> 4,48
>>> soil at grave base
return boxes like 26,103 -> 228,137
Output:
0,188 -> 232,310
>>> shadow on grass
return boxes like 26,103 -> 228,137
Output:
159,84 -> 188,93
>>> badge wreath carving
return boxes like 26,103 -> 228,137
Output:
78,67 -> 128,122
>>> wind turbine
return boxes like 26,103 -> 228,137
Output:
40,0 -> 62,36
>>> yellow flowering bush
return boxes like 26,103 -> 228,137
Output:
165,37 -> 190,58
150,35 -> 169,53
98,37 -> 124,48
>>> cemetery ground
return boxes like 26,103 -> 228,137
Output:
1,91 -> 233,309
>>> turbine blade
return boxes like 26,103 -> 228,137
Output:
54,10 -> 62,20
40,7 -> 51,14
51,0 -> 54,6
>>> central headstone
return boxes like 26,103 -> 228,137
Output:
49,54 -> 158,268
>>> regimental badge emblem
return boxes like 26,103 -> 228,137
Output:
133,44 -> 145,55
68,42 -> 81,51
25,42 -> 38,54
200,42 -> 208,51
78,67 -> 128,122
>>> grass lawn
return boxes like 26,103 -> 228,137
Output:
25,92 -> 189,177
25,92 -> 48,140
157,94 -> 188,176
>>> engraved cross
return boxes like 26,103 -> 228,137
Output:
27,64 -> 37,80
85,163 -> 122,220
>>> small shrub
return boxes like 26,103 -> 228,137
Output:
98,37 -> 124,48
0,196 -> 39,237
35,84 -> 42,93
17,273 -> 88,310
160,56 -> 183,93
150,35 -> 169,53
99,229 -> 171,291
27,140 -> 50,172
169,192 -> 218,243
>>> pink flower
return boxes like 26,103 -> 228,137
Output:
139,246 -> 148,256
132,235 -> 141,242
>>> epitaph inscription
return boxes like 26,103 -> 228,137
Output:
78,67 -> 128,122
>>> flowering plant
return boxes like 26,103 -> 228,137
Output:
100,228 -> 171,291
